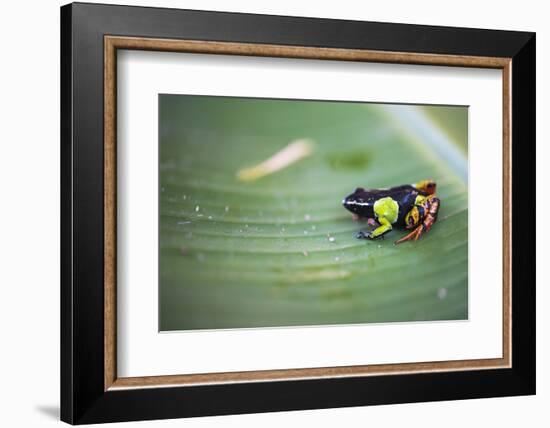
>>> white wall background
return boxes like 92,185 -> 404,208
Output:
0,0 -> 545,426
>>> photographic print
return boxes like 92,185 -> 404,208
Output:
159,94 -> 468,331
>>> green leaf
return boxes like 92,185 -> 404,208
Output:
159,95 -> 468,331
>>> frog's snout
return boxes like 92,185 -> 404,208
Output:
342,187 -> 366,214
342,196 -> 352,210
342,194 -> 357,207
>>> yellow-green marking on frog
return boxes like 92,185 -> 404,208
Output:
370,196 -> 400,238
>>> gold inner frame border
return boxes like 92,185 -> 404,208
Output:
104,35 -> 512,391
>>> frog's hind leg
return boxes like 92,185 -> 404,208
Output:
395,197 -> 440,244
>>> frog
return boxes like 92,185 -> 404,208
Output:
342,180 -> 441,244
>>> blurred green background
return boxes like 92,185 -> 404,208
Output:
159,95 -> 468,331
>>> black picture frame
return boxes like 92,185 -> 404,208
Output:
61,2 -> 535,424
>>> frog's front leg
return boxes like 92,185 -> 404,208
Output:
395,196 -> 440,244
357,197 -> 397,240
357,217 -> 392,240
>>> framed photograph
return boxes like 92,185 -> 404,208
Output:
60,2 -> 535,424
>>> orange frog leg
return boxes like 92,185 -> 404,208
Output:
395,197 -> 440,245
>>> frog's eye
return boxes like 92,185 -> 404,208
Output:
354,187 -> 365,193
